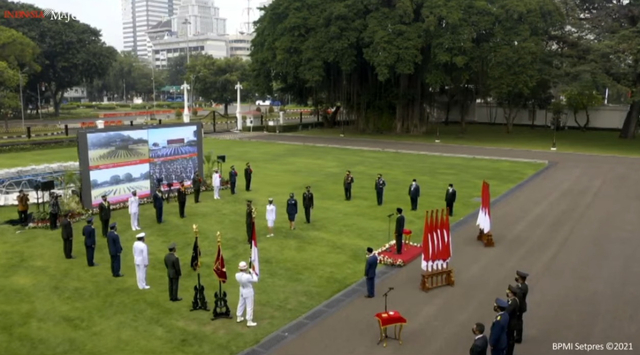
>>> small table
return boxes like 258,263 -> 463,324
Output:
375,310 -> 406,347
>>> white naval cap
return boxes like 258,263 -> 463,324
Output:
136,232 -> 146,238
238,261 -> 248,270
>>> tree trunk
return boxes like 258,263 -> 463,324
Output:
504,106 -> 517,133
573,110 -> 583,130
584,107 -> 590,130
53,91 -> 63,117
530,105 -> 536,129
223,103 -> 228,116
619,101 -> 638,139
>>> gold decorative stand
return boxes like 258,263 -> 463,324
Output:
477,228 -> 494,247
420,268 -> 455,292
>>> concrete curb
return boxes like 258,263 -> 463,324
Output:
236,148 -> 554,355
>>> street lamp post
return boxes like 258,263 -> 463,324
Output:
18,70 -> 26,129
182,19 -> 191,65
152,65 -> 156,109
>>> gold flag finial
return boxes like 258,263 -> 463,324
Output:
217,231 -> 221,243
193,224 -> 199,236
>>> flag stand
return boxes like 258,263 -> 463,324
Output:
212,280 -> 232,320
190,225 -> 209,312
420,208 -> 455,292
477,229 -> 494,247
420,268 -> 455,292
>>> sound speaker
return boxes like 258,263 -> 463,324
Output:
217,155 -> 226,163
41,180 -> 55,191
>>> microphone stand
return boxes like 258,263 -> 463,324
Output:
382,287 -> 394,313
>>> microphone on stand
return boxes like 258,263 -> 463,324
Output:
387,213 -> 394,217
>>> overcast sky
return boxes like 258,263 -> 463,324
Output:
21,0 -> 261,51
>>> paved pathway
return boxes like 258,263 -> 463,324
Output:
236,134 -> 640,355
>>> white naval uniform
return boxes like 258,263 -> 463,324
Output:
213,173 -> 221,199
236,270 -> 258,322
132,240 -> 149,289
128,196 -> 140,230
266,204 -> 276,228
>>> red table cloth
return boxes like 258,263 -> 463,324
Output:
375,311 -> 407,328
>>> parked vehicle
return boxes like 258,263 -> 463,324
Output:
255,99 -> 271,106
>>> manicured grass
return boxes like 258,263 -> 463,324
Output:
300,124 -> 640,156
0,139 -> 544,355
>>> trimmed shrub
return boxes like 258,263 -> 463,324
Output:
96,105 -> 117,110
60,105 -> 78,110
116,103 -> 130,108
131,104 -> 147,110
268,106 -> 275,114
255,106 -> 262,112
175,109 -> 183,119
169,102 -> 184,109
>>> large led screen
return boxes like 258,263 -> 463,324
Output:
77,123 -> 203,208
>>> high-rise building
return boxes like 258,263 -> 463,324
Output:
122,0 -> 180,59
171,0 -> 226,37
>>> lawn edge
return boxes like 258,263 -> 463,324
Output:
237,159 -> 555,355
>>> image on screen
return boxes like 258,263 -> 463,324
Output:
148,126 -> 198,159
87,130 -> 149,169
89,164 -> 151,206
150,156 -> 198,189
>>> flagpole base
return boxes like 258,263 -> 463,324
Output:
190,273 -> 210,312
420,268 -> 455,292
212,283 -> 233,320
477,229 -> 494,247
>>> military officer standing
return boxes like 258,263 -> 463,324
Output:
286,193 -> 298,230
244,163 -> 253,191
445,183 -> 457,216
82,217 -> 97,266
229,166 -> 238,194
164,242 -> 182,302
192,172 -> 202,203
408,179 -> 420,211
364,247 -> 378,298
60,213 -> 74,259
302,186 -> 314,223
177,180 -> 187,218
505,285 -> 521,355
394,208 -> 405,254
128,191 -> 140,231
343,170 -> 354,200
153,187 -> 164,223
235,261 -> 258,327
246,200 -> 256,246
374,174 -> 386,205
107,223 -> 124,277
489,298 -> 509,355
133,232 -> 150,290
213,169 -> 221,199
98,194 -> 111,237
514,270 -> 529,343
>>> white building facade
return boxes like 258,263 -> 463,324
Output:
227,33 -> 253,60
122,0 -> 181,59
151,35 -> 228,68
171,0 -> 226,37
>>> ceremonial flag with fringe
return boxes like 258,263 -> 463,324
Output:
213,240 -> 227,283
250,223 -> 260,277
190,237 -> 201,271
443,209 -> 452,263
421,210 -> 430,271
484,181 -> 491,232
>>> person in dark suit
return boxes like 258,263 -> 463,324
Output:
445,184 -> 457,216
364,247 -> 378,298
343,170 -> 354,200
153,187 -> 164,223
82,217 -> 97,267
470,322 -> 489,355
490,298 -> 509,355
374,174 -> 386,205
246,200 -> 256,246
60,213 -> 74,259
107,223 -> 124,277
98,195 -> 111,237
244,162 -> 253,191
192,172 -> 202,203
229,166 -> 238,194
302,186 -> 314,223
408,179 -> 420,211
505,285 -> 521,355
514,270 -> 529,343
286,193 -> 298,230
394,208 -> 405,254
49,193 -> 60,230
177,181 -> 186,218
164,242 -> 182,302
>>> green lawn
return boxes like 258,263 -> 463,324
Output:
0,139 -> 545,355
300,124 -> 640,156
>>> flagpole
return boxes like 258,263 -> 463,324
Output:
212,231 -> 232,320
190,224 -> 209,312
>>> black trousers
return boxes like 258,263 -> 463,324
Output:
245,178 -> 251,191
178,201 -> 186,218
63,238 -> 73,258
155,207 -> 163,223
491,348 -> 506,355
304,207 -> 311,223
246,223 -> 253,245
110,254 -> 121,276
506,325 -> 516,355
410,197 -> 418,210
49,213 -> 58,229
446,203 -> 454,216
194,189 -> 200,203
515,314 -> 524,343
344,186 -> 351,200
18,210 -> 28,225
100,219 -> 109,237
168,277 -> 180,300
230,181 -> 236,194
376,190 -> 383,205
85,245 -> 95,266
366,277 -> 375,297
395,234 -> 403,254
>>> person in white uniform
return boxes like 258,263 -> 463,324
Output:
265,198 -> 276,237
236,261 -> 258,327
132,232 -> 150,289
128,191 -> 140,230
213,169 -> 221,200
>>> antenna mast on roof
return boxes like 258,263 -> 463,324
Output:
242,0 -> 253,33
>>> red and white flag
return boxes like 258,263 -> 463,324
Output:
250,223 -> 260,277
441,209 -> 452,267
421,210 -> 431,272
444,209 -> 452,264
434,209 -> 444,270
476,181 -> 492,233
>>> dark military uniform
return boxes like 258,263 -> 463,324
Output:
244,164 -> 253,191
98,198 -> 111,237
374,175 -> 386,205
408,181 -> 420,211
490,298 -> 509,355
164,243 -> 182,301
82,218 -> 96,266
60,216 -> 73,259
153,189 -> 164,223
177,183 -> 187,218
506,286 -> 521,355
107,224 -> 123,277
302,187 -> 314,223
344,173 -> 354,200
515,270 -> 529,343
246,201 -> 256,246
445,185 -> 457,216
229,167 -> 238,194
192,174 -> 202,203
394,209 -> 405,254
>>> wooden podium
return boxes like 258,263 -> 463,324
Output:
477,228 -> 494,247
420,268 -> 455,292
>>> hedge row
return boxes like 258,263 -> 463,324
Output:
63,101 -> 209,110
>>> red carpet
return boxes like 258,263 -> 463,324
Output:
374,241 -> 422,267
